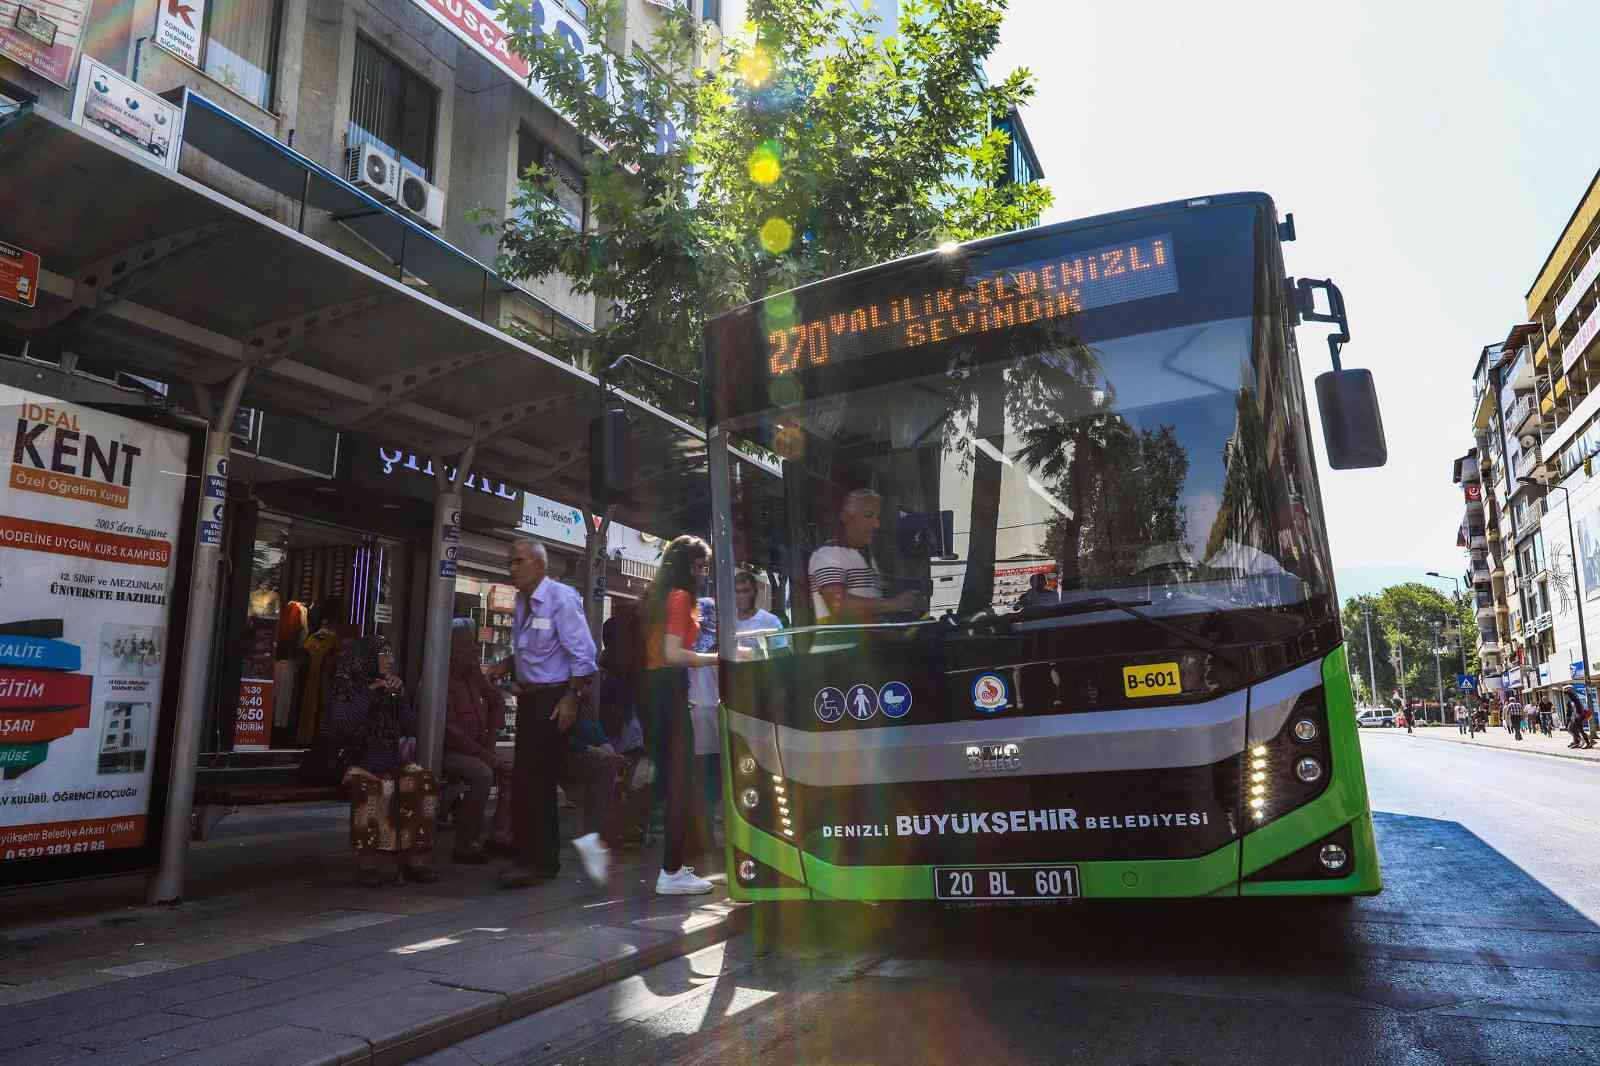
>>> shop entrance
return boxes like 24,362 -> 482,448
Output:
237,514 -> 412,751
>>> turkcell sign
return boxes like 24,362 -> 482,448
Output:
1556,246 -> 1600,335
407,0 -> 678,154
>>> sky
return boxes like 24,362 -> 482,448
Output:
988,0 -> 1600,602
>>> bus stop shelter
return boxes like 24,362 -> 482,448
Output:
0,101 -> 712,900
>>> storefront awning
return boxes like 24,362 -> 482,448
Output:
0,104 -> 745,533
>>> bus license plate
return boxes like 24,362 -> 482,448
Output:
934,864 -> 1080,902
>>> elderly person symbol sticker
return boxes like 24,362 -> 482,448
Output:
846,684 -> 878,722
973,673 -> 1010,714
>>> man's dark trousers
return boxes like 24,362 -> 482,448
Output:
512,685 -> 568,875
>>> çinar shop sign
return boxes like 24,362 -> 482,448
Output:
0,388 -> 192,876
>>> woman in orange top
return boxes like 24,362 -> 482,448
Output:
637,535 -> 719,895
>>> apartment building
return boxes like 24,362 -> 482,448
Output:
1460,167 -> 1600,709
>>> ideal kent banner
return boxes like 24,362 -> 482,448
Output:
0,385 -> 194,880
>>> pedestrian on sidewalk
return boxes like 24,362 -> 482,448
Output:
638,535 -> 720,896
600,615 -> 652,847
1565,689 -> 1594,749
443,619 -> 512,864
331,636 -> 440,886
1403,706 -> 1414,734
489,539 -> 602,888
1454,702 -> 1468,735
556,698 -> 624,880
1507,697 -> 1524,741
1538,696 -> 1554,737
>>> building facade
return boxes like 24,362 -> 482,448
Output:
1459,168 -> 1600,711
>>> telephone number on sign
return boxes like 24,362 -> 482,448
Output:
5,841 -> 108,860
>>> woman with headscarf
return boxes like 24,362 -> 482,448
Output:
329,636 -> 440,885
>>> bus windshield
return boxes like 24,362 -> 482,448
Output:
707,198 -> 1335,655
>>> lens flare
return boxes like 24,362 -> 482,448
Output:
747,141 -> 782,186
738,46 -> 775,87
760,217 -> 794,254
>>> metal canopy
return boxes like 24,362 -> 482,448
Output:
0,105 -> 718,532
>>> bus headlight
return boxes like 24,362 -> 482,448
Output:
1318,842 -> 1348,871
738,755 -> 758,776
1294,757 -> 1323,784
739,787 -> 761,811
738,859 -> 758,883
1246,686 -> 1332,828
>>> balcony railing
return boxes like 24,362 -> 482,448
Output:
1505,393 -> 1537,435
1515,501 -> 1544,537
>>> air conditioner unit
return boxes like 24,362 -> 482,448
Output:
397,171 -> 445,229
345,143 -> 399,202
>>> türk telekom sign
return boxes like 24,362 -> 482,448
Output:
408,0 -> 679,154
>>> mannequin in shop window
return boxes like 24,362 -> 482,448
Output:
274,601 -> 309,739
331,635 -> 439,885
297,594 -> 356,747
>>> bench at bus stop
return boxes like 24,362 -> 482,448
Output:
190,756 -> 344,840
189,750 -> 493,840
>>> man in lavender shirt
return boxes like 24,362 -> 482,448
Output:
488,539 -> 600,887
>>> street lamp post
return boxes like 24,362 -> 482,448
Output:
1432,622 -> 1446,724
1360,601 -> 1380,709
1426,570 -> 1469,675
1521,477 -> 1593,734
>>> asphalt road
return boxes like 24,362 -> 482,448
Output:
425,731 -> 1600,1066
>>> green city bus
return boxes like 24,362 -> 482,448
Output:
701,193 -> 1386,902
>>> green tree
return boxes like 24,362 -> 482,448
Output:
488,0 -> 1051,389
1343,582 -> 1473,711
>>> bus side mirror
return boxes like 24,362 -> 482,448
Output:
589,405 -> 632,502
1315,368 -> 1387,469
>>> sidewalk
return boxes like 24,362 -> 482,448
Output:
1380,723 -> 1600,763
3,803 -> 746,1066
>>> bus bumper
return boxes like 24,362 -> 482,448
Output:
725,810 -> 1380,902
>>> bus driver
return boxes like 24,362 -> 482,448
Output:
808,488 -> 924,626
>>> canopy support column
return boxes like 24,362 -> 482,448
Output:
417,444 -> 475,774
147,365 -> 251,904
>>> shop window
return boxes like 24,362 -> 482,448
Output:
516,129 -> 586,232
349,37 -> 439,180
557,0 -> 589,25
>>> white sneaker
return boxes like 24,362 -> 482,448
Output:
655,866 -> 714,895
572,832 -> 610,885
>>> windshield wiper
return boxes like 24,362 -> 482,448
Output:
946,596 -> 1243,672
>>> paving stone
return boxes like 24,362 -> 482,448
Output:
96,959 -> 187,978
156,1023 -> 371,1066
279,981 -> 501,1056
427,948 -> 595,1000
394,931 -> 577,974
166,962 -> 384,1019
125,1008 -> 291,1054
10,1042 -> 94,1066
0,970 -> 123,1008
63,1007 -> 199,1050
543,923 -> 677,968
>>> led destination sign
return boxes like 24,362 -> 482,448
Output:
765,233 -> 1179,378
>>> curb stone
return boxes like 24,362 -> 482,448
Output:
360,900 -> 750,1065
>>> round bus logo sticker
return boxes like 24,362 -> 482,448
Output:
815,687 -> 845,724
846,683 -> 878,721
879,681 -> 912,719
972,673 -> 1010,713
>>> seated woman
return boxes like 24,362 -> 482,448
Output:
329,636 -> 440,886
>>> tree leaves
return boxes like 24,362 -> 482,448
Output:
489,0 -> 1050,400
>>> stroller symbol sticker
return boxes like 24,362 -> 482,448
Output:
879,681 -> 912,719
